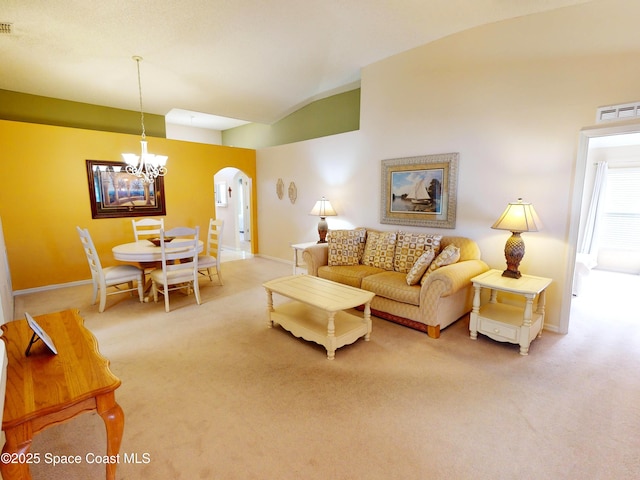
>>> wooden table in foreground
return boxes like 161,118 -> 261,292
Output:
1,309 -> 124,480
263,275 -> 375,360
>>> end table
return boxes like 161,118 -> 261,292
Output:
469,269 -> 552,355
290,241 -> 317,274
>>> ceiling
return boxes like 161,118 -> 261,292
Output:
1,0 -> 593,130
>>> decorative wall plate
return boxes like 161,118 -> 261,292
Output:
276,178 -> 284,199
288,181 -> 297,204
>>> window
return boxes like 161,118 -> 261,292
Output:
600,167 -> 640,252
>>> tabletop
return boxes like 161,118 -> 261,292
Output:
112,239 -> 204,263
1,309 -> 120,428
471,269 -> 552,295
263,275 -> 374,312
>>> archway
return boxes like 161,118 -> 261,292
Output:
213,167 -> 253,259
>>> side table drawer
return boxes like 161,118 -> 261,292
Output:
479,317 -> 519,342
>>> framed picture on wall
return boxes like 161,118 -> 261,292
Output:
86,160 -> 166,219
380,153 -> 458,229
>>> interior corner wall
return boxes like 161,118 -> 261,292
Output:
256,0 -> 640,333
0,119 -> 256,291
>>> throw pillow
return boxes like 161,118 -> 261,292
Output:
420,244 -> 461,285
327,229 -> 367,266
393,232 -> 443,273
362,231 -> 397,270
405,249 -> 436,286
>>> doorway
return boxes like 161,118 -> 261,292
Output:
566,122 -> 640,333
214,167 -> 253,260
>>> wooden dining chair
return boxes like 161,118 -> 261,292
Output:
76,226 -> 144,312
150,226 -> 201,312
198,218 -> 224,285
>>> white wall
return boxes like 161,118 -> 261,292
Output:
256,0 -> 640,333
166,123 -> 222,145
214,168 -> 240,249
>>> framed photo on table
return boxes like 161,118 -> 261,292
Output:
380,152 -> 458,229
86,160 -> 166,219
25,312 -> 57,356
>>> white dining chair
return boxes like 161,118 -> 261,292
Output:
150,226 -> 201,312
76,226 -> 144,312
132,218 -> 165,275
132,218 -> 164,241
198,218 -> 224,285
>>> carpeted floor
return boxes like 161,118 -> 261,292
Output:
10,258 -> 640,479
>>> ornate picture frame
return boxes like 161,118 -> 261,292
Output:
380,153 -> 458,229
86,160 -> 166,219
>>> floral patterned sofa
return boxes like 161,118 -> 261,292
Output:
302,228 -> 489,338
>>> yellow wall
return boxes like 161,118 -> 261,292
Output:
0,120 -> 257,291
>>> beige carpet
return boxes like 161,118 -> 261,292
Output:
10,258 -> 640,479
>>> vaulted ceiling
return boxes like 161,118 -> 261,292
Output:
1,0 -> 593,129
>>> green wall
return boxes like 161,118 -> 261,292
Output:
222,89 -> 360,148
0,89 -> 166,137
0,87 -> 360,147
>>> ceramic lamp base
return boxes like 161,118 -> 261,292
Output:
502,232 -> 524,279
317,217 -> 328,243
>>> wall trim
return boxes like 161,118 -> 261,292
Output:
13,279 -> 92,296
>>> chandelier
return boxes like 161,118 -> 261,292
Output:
122,56 -> 168,184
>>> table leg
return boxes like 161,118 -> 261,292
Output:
97,392 -> 124,480
363,301 -> 372,341
292,248 -> 297,275
469,285 -> 481,340
536,289 -> 547,338
326,312 -> 336,360
1,423 -> 34,480
265,288 -> 274,327
519,294 -> 535,356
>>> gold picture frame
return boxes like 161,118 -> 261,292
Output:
380,153 -> 458,229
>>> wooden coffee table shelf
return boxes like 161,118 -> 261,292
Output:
263,275 -> 375,359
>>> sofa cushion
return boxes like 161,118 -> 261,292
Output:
318,264 -> 385,288
394,232 -> 443,273
327,229 -> 366,266
362,230 -> 397,270
421,244 -> 461,285
405,249 -> 436,285
362,271 -> 421,306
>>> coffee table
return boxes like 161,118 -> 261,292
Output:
263,275 -> 375,359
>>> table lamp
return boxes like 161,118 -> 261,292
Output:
309,197 -> 337,243
491,198 -> 542,279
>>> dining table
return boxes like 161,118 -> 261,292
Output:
112,239 -> 204,300
112,239 -> 204,263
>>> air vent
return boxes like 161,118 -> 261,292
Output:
0,23 -> 12,35
596,101 -> 640,123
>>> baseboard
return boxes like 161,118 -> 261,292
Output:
13,279 -> 92,296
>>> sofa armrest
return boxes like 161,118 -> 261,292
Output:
420,259 -> 490,299
302,244 -> 328,276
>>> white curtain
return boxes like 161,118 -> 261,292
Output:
578,161 -> 608,255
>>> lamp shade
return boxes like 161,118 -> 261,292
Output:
309,197 -> 337,218
491,198 -> 542,233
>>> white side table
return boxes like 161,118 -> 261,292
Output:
290,241 -> 318,274
469,269 -> 552,355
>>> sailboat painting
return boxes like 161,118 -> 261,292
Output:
380,153 -> 458,229
390,169 -> 443,214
